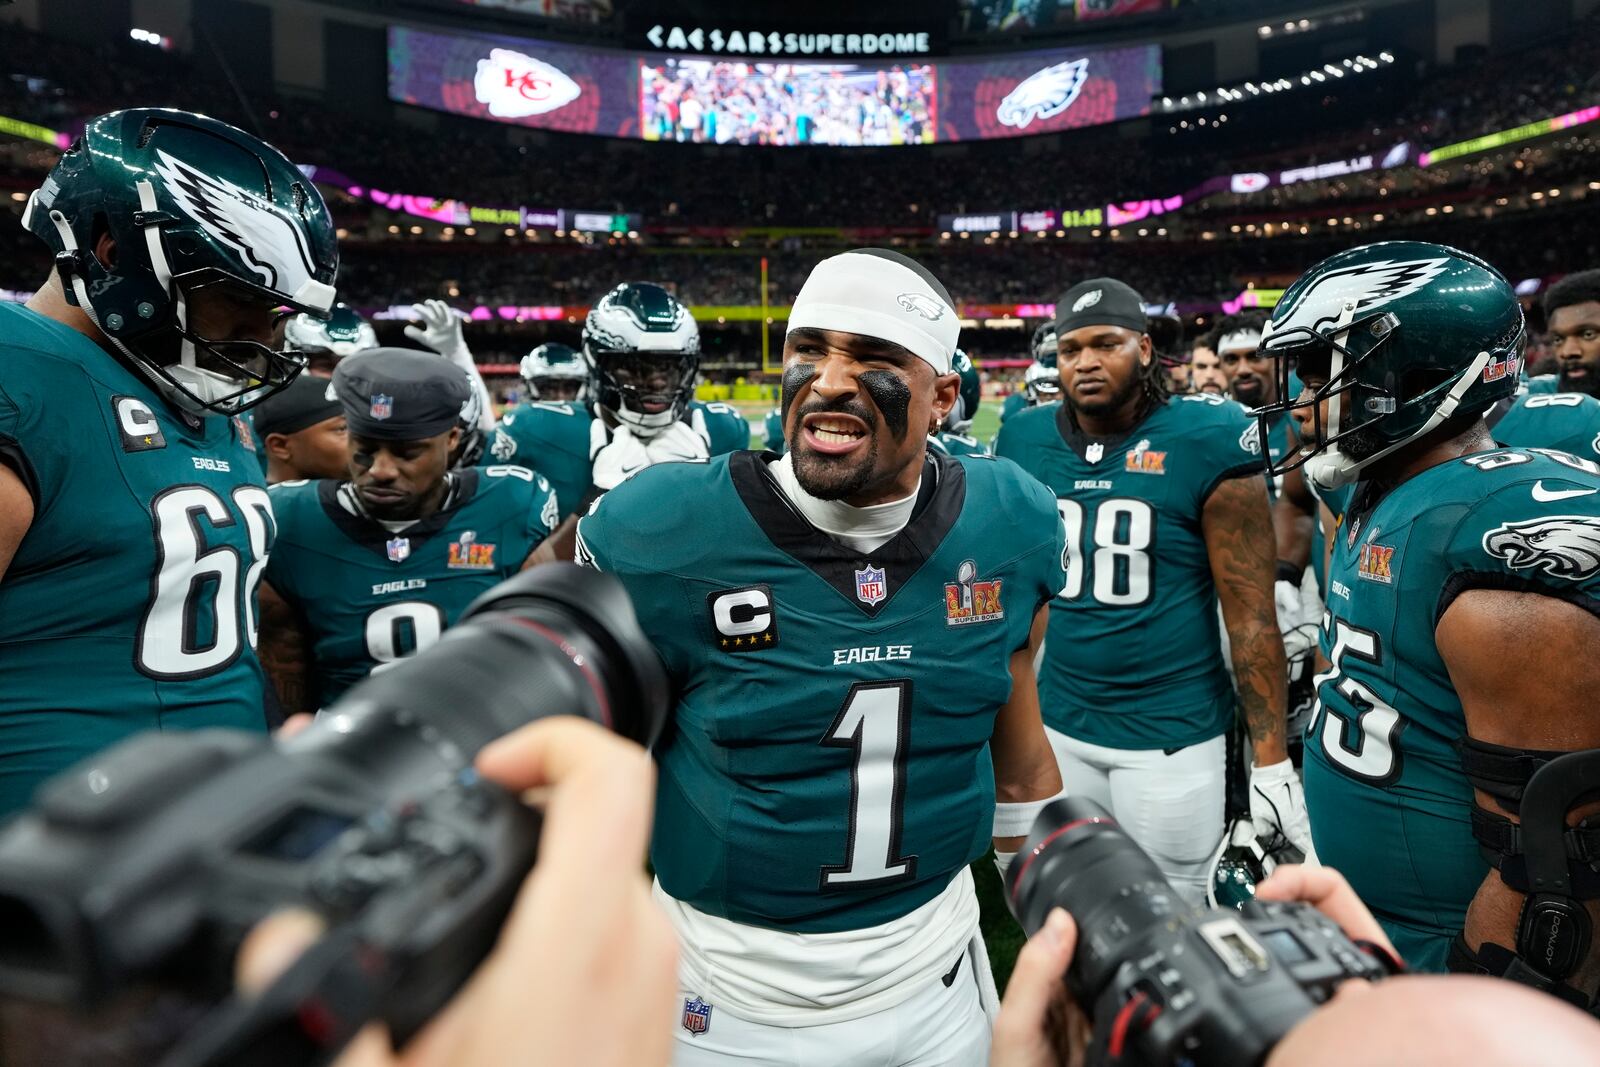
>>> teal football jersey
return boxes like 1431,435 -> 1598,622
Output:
486,400 -> 750,522
1306,446 -> 1600,970
763,408 -> 786,456
1000,391 -> 1028,423
486,401 -> 591,523
265,466 -> 555,707
1525,374 -> 1560,396
693,400 -> 752,455
0,303 -> 270,816
929,431 -> 989,458
996,395 -> 1266,749
1491,392 -> 1600,460
577,451 -> 1066,933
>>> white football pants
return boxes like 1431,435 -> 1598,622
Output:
668,933 -> 994,1067
1045,728 -> 1227,905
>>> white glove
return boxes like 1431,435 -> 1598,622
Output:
1274,578 -> 1304,636
404,299 -> 471,367
589,422 -> 651,492
1249,759 -> 1318,862
643,416 -> 710,466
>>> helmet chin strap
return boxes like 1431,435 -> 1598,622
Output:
1307,349 -> 1494,490
40,194 -> 229,416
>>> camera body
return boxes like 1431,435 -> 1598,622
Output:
1007,798 -> 1397,1067
0,565 -> 667,1066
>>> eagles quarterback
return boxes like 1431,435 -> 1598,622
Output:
1258,240 -> 1600,1003
257,349 -> 556,714
495,286 -> 748,539
577,249 -> 1066,1066
0,108 -> 339,816
927,348 -> 987,457
996,277 -> 1308,904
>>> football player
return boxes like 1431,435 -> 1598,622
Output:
253,372 -> 348,484
1258,240 -> 1600,998
257,349 -> 556,714
0,108 -> 338,816
1189,340 -> 1228,396
1543,268 -> 1600,396
520,341 -> 589,403
531,283 -> 750,559
928,348 -> 988,457
762,405 -> 786,455
281,301 -> 377,375
996,278 -> 1307,904
1000,323 -> 1057,424
577,249 -> 1066,1065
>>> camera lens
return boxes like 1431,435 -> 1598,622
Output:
1006,797 -> 1193,1002
285,564 -> 670,787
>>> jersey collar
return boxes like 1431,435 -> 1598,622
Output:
730,450 -> 965,618
319,469 -> 482,560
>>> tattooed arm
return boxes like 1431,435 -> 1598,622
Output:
258,580 -> 316,717
1204,473 -> 1290,765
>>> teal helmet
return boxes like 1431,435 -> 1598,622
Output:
24,108 -> 338,416
283,302 -> 375,360
944,348 -> 981,434
583,282 -> 699,435
519,341 -> 590,402
1258,241 -> 1524,491
1207,816 -> 1305,911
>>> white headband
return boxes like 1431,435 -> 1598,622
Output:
787,252 -> 958,374
1218,329 -> 1264,354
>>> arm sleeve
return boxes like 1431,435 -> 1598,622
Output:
1199,402 -> 1269,503
527,475 -> 558,547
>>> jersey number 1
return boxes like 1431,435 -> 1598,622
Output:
819,681 -> 919,889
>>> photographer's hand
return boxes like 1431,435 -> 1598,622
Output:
990,908 -> 1093,1067
237,718 -> 677,1067
1253,864 -> 1397,959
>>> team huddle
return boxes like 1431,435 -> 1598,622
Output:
1,107 -> 1598,1066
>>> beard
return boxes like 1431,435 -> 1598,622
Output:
1070,369 -> 1143,418
789,397 -> 884,501
1558,359 -> 1600,397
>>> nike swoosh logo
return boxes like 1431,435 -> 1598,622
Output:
1531,481 -> 1600,502
619,463 -> 646,475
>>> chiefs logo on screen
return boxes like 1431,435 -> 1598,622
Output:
474,48 -> 581,119
997,59 -> 1089,129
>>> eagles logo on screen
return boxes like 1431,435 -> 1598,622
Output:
997,58 -> 1089,130
1482,515 -> 1600,580
474,47 -> 582,119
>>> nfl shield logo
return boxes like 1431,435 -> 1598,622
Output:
855,565 -> 887,606
682,996 -> 712,1036
370,393 -> 394,420
1086,442 -> 1104,462
386,536 -> 411,563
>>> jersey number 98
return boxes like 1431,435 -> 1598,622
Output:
1057,498 -> 1154,606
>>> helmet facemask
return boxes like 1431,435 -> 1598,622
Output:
592,349 -> 698,435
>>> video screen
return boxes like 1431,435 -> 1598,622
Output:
640,60 -> 937,146
957,0 -> 1169,35
389,25 -> 1160,145
444,0 -> 612,23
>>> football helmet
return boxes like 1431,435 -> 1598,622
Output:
520,342 -> 589,402
583,282 -> 700,436
1207,816 -> 1306,910
1024,359 -> 1061,404
944,348 -> 981,434
1256,241 -> 1524,490
283,302 -> 376,360
452,372 -> 487,470
1030,321 -> 1058,363
23,108 -> 338,415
